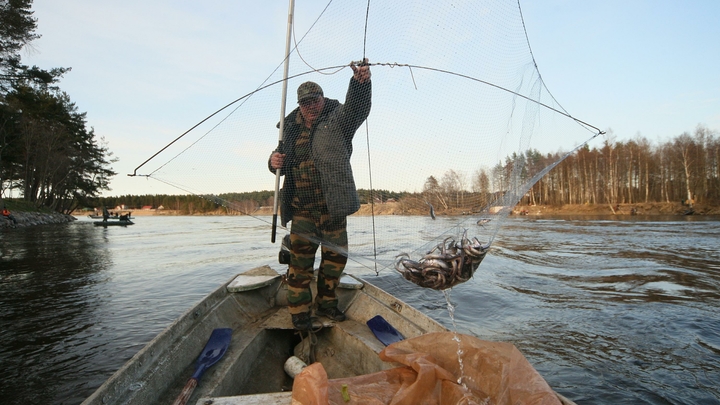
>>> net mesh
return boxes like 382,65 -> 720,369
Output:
132,0 -> 602,286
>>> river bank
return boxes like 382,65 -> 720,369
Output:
5,201 -> 716,230
70,201 -> 720,218
512,201 -> 720,216
1,210 -> 76,229
355,201 -> 720,216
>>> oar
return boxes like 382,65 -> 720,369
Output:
172,328 -> 232,405
367,315 -> 404,346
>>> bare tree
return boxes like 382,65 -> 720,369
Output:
423,176 -> 448,209
441,169 -> 463,208
674,132 -> 696,206
472,168 -> 491,207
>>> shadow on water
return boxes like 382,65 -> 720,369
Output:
2,216 -> 285,405
0,224 -> 112,404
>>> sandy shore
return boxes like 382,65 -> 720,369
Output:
355,201 -> 720,216
513,202 -> 720,216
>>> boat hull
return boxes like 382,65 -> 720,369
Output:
93,220 -> 134,226
80,266 -> 576,405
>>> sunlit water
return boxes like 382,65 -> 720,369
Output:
1,215 -> 719,404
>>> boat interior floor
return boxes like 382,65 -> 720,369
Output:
154,307 -> 396,404
152,270 -> 405,405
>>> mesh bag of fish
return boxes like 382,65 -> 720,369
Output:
395,231 -> 489,290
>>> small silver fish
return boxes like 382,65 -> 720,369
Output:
476,218 -> 491,226
425,201 -> 436,219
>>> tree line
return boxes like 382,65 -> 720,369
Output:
89,126 -> 719,216
1,0 -> 116,214
87,189 -> 412,215
515,126 -> 718,208
422,125 -> 719,212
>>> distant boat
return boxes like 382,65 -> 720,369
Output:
93,220 -> 134,227
88,214 -> 133,220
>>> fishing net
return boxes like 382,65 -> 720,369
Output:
130,0 -> 602,288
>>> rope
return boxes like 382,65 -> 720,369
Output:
363,120 -> 379,276
360,0 -> 379,275
296,325 -> 320,364
134,56 -> 604,277
131,60 -> 604,177
516,0 -> 572,118
363,0 -> 371,59
292,0 -> 345,76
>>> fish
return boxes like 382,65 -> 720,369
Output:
395,231 -> 489,290
476,218 -> 491,226
425,201 -> 436,220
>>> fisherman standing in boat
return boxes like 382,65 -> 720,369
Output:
102,206 -> 110,222
269,59 -> 372,330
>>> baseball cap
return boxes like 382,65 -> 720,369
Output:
297,81 -> 324,103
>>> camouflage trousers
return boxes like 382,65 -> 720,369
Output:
286,211 -> 348,315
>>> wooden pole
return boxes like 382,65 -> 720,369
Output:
271,0 -> 296,243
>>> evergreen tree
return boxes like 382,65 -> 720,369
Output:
1,0 -> 116,212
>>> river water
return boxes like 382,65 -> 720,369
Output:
1,215 -> 718,404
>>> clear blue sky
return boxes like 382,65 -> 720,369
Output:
22,0 -> 720,196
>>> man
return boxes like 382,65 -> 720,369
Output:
269,59 -> 372,330
2,206 -> 17,225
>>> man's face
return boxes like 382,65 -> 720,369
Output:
299,96 -> 325,126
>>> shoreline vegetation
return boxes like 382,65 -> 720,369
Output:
77,201 -> 720,218
4,201 -> 718,230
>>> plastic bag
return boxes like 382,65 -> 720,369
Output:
291,332 -> 562,405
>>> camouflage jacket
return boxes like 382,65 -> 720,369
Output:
269,77 -> 372,226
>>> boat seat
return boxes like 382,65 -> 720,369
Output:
227,266 -> 362,293
227,266 -> 281,292
330,318 -> 388,355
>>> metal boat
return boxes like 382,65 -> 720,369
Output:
81,266 -> 576,405
93,220 -> 134,226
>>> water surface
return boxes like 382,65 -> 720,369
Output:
1,215 -> 718,404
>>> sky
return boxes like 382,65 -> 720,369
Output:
20,0 -> 720,197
